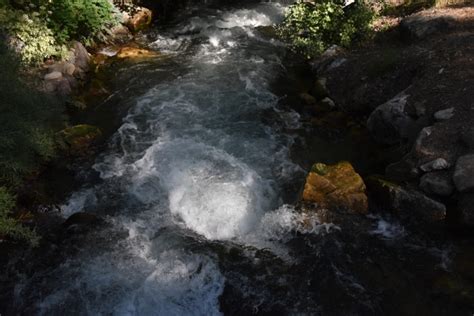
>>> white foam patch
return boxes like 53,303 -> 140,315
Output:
60,189 -> 97,217
257,205 -> 341,242
370,216 -> 405,239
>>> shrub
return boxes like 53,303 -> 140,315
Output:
44,0 -> 119,45
278,0 -> 374,58
0,187 -> 39,246
0,44 -> 63,186
0,5 -> 66,64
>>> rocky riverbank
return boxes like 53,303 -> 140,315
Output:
295,5 -> 474,231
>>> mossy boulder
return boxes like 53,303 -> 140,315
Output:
302,161 -> 368,214
58,124 -> 102,155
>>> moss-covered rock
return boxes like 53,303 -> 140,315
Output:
302,161 -> 368,214
58,124 -> 102,155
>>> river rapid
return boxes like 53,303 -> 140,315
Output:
5,1 -> 473,315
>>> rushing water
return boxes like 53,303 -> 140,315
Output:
15,2 -> 315,314
9,2 -> 474,315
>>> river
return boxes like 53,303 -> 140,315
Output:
8,1 -> 472,315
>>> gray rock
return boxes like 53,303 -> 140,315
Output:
44,71 -> 62,81
420,171 -> 454,196
63,63 -> 76,76
453,154 -> 474,192
73,41 -> 90,73
400,15 -> 454,40
434,107 -> 454,121
367,177 -> 446,223
419,158 -> 450,172
367,92 -> 415,145
321,97 -> 336,109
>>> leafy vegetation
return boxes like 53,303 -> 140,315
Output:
278,0 -> 374,58
0,0 -> 118,64
0,187 -> 39,245
0,44 -> 63,187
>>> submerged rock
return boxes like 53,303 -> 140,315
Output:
302,161 -> 368,214
117,46 -> 160,59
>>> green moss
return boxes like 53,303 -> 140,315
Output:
311,163 -> 329,176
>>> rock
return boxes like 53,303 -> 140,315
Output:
108,24 -> 133,43
310,78 -> 329,101
302,161 -> 368,214
63,63 -> 76,76
44,71 -> 62,81
413,126 -> 434,157
457,193 -> 474,226
366,176 -> 446,223
367,92 -> 415,145
419,158 -> 450,172
126,7 -> 153,32
434,107 -> 454,121
72,41 -> 90,73
58,124 -> 102,155
56,78 -> 72,95
320,97 -> 336,109
117,46 -> 160,59
299,92 -> 316,105
328,58 -> 347,70
420,171 -> 454,196
400,15 -> 454,40
453,154 -> 474,192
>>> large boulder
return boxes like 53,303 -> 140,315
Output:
453,154 -> 474,192
400,15 -> 454,40
367,176 -> 446,223
419,171 -> 454,197
367,92 -> 416,145
301,161 -> 368,214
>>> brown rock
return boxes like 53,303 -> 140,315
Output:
117,46 -> 160,59
126,7 -> 153,33
302,161 -> 368,214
